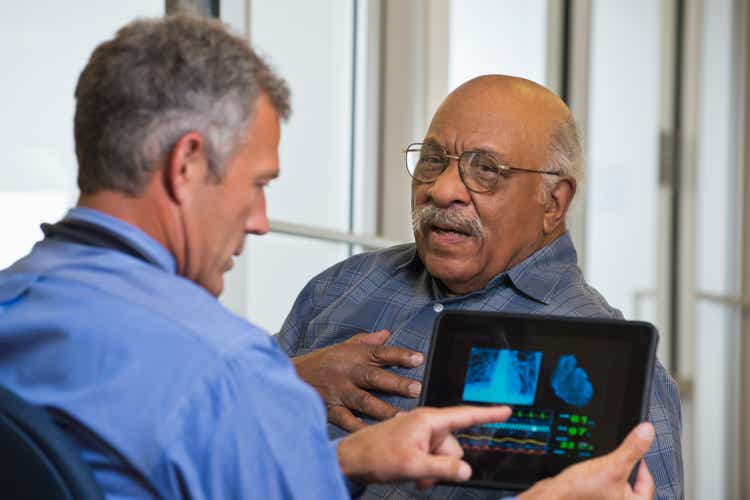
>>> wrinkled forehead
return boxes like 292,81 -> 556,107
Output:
424,82 -> 565,168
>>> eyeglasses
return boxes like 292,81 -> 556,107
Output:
404,142 -> 561,194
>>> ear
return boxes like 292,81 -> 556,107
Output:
543,176 -> 577,234
162,132 -> 208,205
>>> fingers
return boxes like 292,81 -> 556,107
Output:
348,329 -> 391,345
633,459 -> 655,499
367,344 -> 424,368
432,433 -> 464,458
409,433 -> 466,490
350,364 -> 422,397
340,387 -> 402,420
611,423 -> 655,470
345,332 -> 424,368
329,405 -> 367,432
415,478 -> 436,490
404,455 -> 472,484
421,405 -> 512,434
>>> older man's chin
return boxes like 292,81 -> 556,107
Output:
419,248 -> 487,290
416,227 -> 482,267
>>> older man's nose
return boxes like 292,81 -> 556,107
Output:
427,161 -> 471,207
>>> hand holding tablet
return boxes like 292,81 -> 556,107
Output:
419,311 -> 658,491
518,422 -> 656,500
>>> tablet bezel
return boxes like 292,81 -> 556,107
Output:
418,310 -> 658,491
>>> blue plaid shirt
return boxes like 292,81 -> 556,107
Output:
277,233 -> 683,500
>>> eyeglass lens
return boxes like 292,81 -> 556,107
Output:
406,144 -> 499,192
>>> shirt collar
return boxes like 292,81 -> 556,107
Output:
505,232 -> 577,304
64,207 -> 177,274
393,245 -> 420,273
394,232 -> 578,304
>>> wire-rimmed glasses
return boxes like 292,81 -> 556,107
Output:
404,142 -> 561,193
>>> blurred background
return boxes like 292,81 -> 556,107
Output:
1,0 -> 748,498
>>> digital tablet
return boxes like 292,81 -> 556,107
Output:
419,311 -> 657,491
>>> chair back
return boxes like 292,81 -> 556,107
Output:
0,385 -> 103,500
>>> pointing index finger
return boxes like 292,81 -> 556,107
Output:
424,405 -> 512,434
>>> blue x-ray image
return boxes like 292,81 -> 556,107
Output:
462,348 -> 543,405
551,354 -> 593,407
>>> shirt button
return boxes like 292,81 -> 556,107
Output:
433,303 -> 444,313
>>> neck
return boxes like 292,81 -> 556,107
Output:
76,184 -> 185,267
541,224 -> 567,250
440,225 -> 567,296
502,224 -> 567,274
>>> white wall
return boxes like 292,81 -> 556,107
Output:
0,1 -> 164,269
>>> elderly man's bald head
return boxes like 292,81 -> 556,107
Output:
430,75 -> 582,185
411,74 -> 580,295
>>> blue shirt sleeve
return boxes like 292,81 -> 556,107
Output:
154,338 -> 351,500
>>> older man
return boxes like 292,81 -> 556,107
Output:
277,76 -> 683,499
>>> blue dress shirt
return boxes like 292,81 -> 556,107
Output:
0,207 -> 350,499
276,234 -> 684,500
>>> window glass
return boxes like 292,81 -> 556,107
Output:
235,1 -> 359,331
449,0 -> 548,89
0,1 -> 164,267
250,0 -> 354,231
693,0 -> 742,496
585,0 -> 662,328
245,234 -> 349,333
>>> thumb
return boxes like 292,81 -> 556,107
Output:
348,329 -> 390,345
632,459 -> 655,499
612,423 -> 655,470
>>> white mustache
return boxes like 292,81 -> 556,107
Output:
411,205 -> 485,238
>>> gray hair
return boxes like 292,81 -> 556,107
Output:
539,116 -> 584,201
74,13 -> 290,196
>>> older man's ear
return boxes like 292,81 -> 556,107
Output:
543,177 -> 576,235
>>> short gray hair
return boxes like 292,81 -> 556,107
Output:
74,13 -> 290,196
539,116 -> 584,200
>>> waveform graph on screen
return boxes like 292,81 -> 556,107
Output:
456,409 -> 554,455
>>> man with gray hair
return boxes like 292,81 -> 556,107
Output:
0,13 -> 663,500
0,15 -> 529,499
278,75 -> 683,499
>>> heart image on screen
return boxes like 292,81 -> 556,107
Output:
551,354 -> 593,407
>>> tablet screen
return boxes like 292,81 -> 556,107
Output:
420,311 -> 657,490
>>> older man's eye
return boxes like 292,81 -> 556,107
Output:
477,162 -> 499,174
416,160 -> 444,177
470,156 -> 500,177
420,153 -> 444,164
